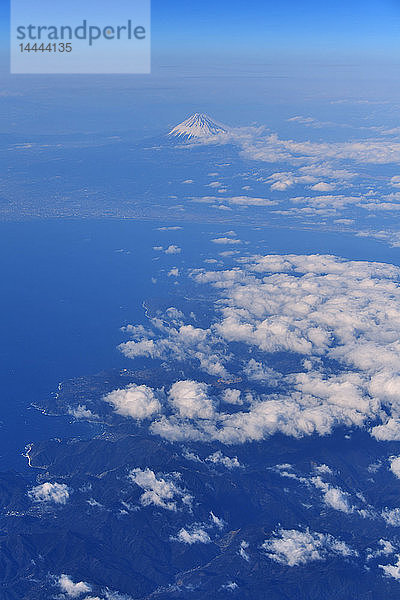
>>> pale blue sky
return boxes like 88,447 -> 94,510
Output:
2,0 -> 400,67
1,0 -> 400,135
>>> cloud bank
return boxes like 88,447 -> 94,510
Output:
113,253 -> 400,445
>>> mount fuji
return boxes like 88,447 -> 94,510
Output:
168,112 -> 227,140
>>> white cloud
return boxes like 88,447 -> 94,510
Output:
168,380 -> 215,420
206,450 -> 241,469
208,181 -> 223,188
334,218 -> 354,225
240,132 -> 400,166
221,582 -> 238,591
192,254 -> 400,440
290,194 -> 362,210
118,338 -> 158,359
219,250 -> 239,257
372,419 -> 400,441
175,127 -> 400,235
29,482 -> 70,505
57,574 -> 91,597
182,449 -> 203,463
211,237 -> 242,245
171,526 -> 211,545
287,115 -> 336,128
367,539 -> 396,561
227,196 -> 276,206
390,456 -> 400,479
310,182 -> 336,192
267,171 -> 316,191
157,226 -> 182,231
165,245 -> 181,255
262,529 -> 356,567
210,511 -> 225,529
243,359 -> 279,384
129,468 -> 192,511
221,388 -> 242,405
379,540 -> 396,555
119,319 -> 229,378
382,508 -> 400,526
299,163 -> 358,182
311,476 -> 352,513
192,195 -> 276,207
103,592 -> 136,600
380,555 -> 400,580
314,464 -> 332,475
239,540 -> 250,561
390,176 -> 400,188
182,449 -> 240,470
68,405 -> 96,420
356,229 -> 400,248
121,324 -> 153,338
104,384 -> 161,420
276,465 -> 356,515
168,267 -> 180,277
87,498 -> 103,508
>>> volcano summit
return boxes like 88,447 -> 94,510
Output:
168,113 -> 227,140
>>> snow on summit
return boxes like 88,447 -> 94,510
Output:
168,113 -> 227,140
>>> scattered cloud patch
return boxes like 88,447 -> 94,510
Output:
165,245 -> 181,255
206,450 -> 241,469
389,456 -> 400,479
29,482 -> 70,505
221,582 -> 238,591
128,468 -> 192,511
390,176 -> 400,188
310,182 -> 336,192
171,525 -> 211,545
57,574 -> 91,597
192,195 -> 276,207
68,405 -> 97,420
239,540 -> 250,561
210,511 -> 225,529
311,476 -> 353,513
367,539 -> 396,561
380,555 -> 400,581
157,226 -> 182,231
313,464 -> 333,475
211,237 -> 242,245
382,508 -> 400,527
262,528 -> 356,566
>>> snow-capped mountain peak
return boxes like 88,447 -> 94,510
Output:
168,113 -> 227,140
